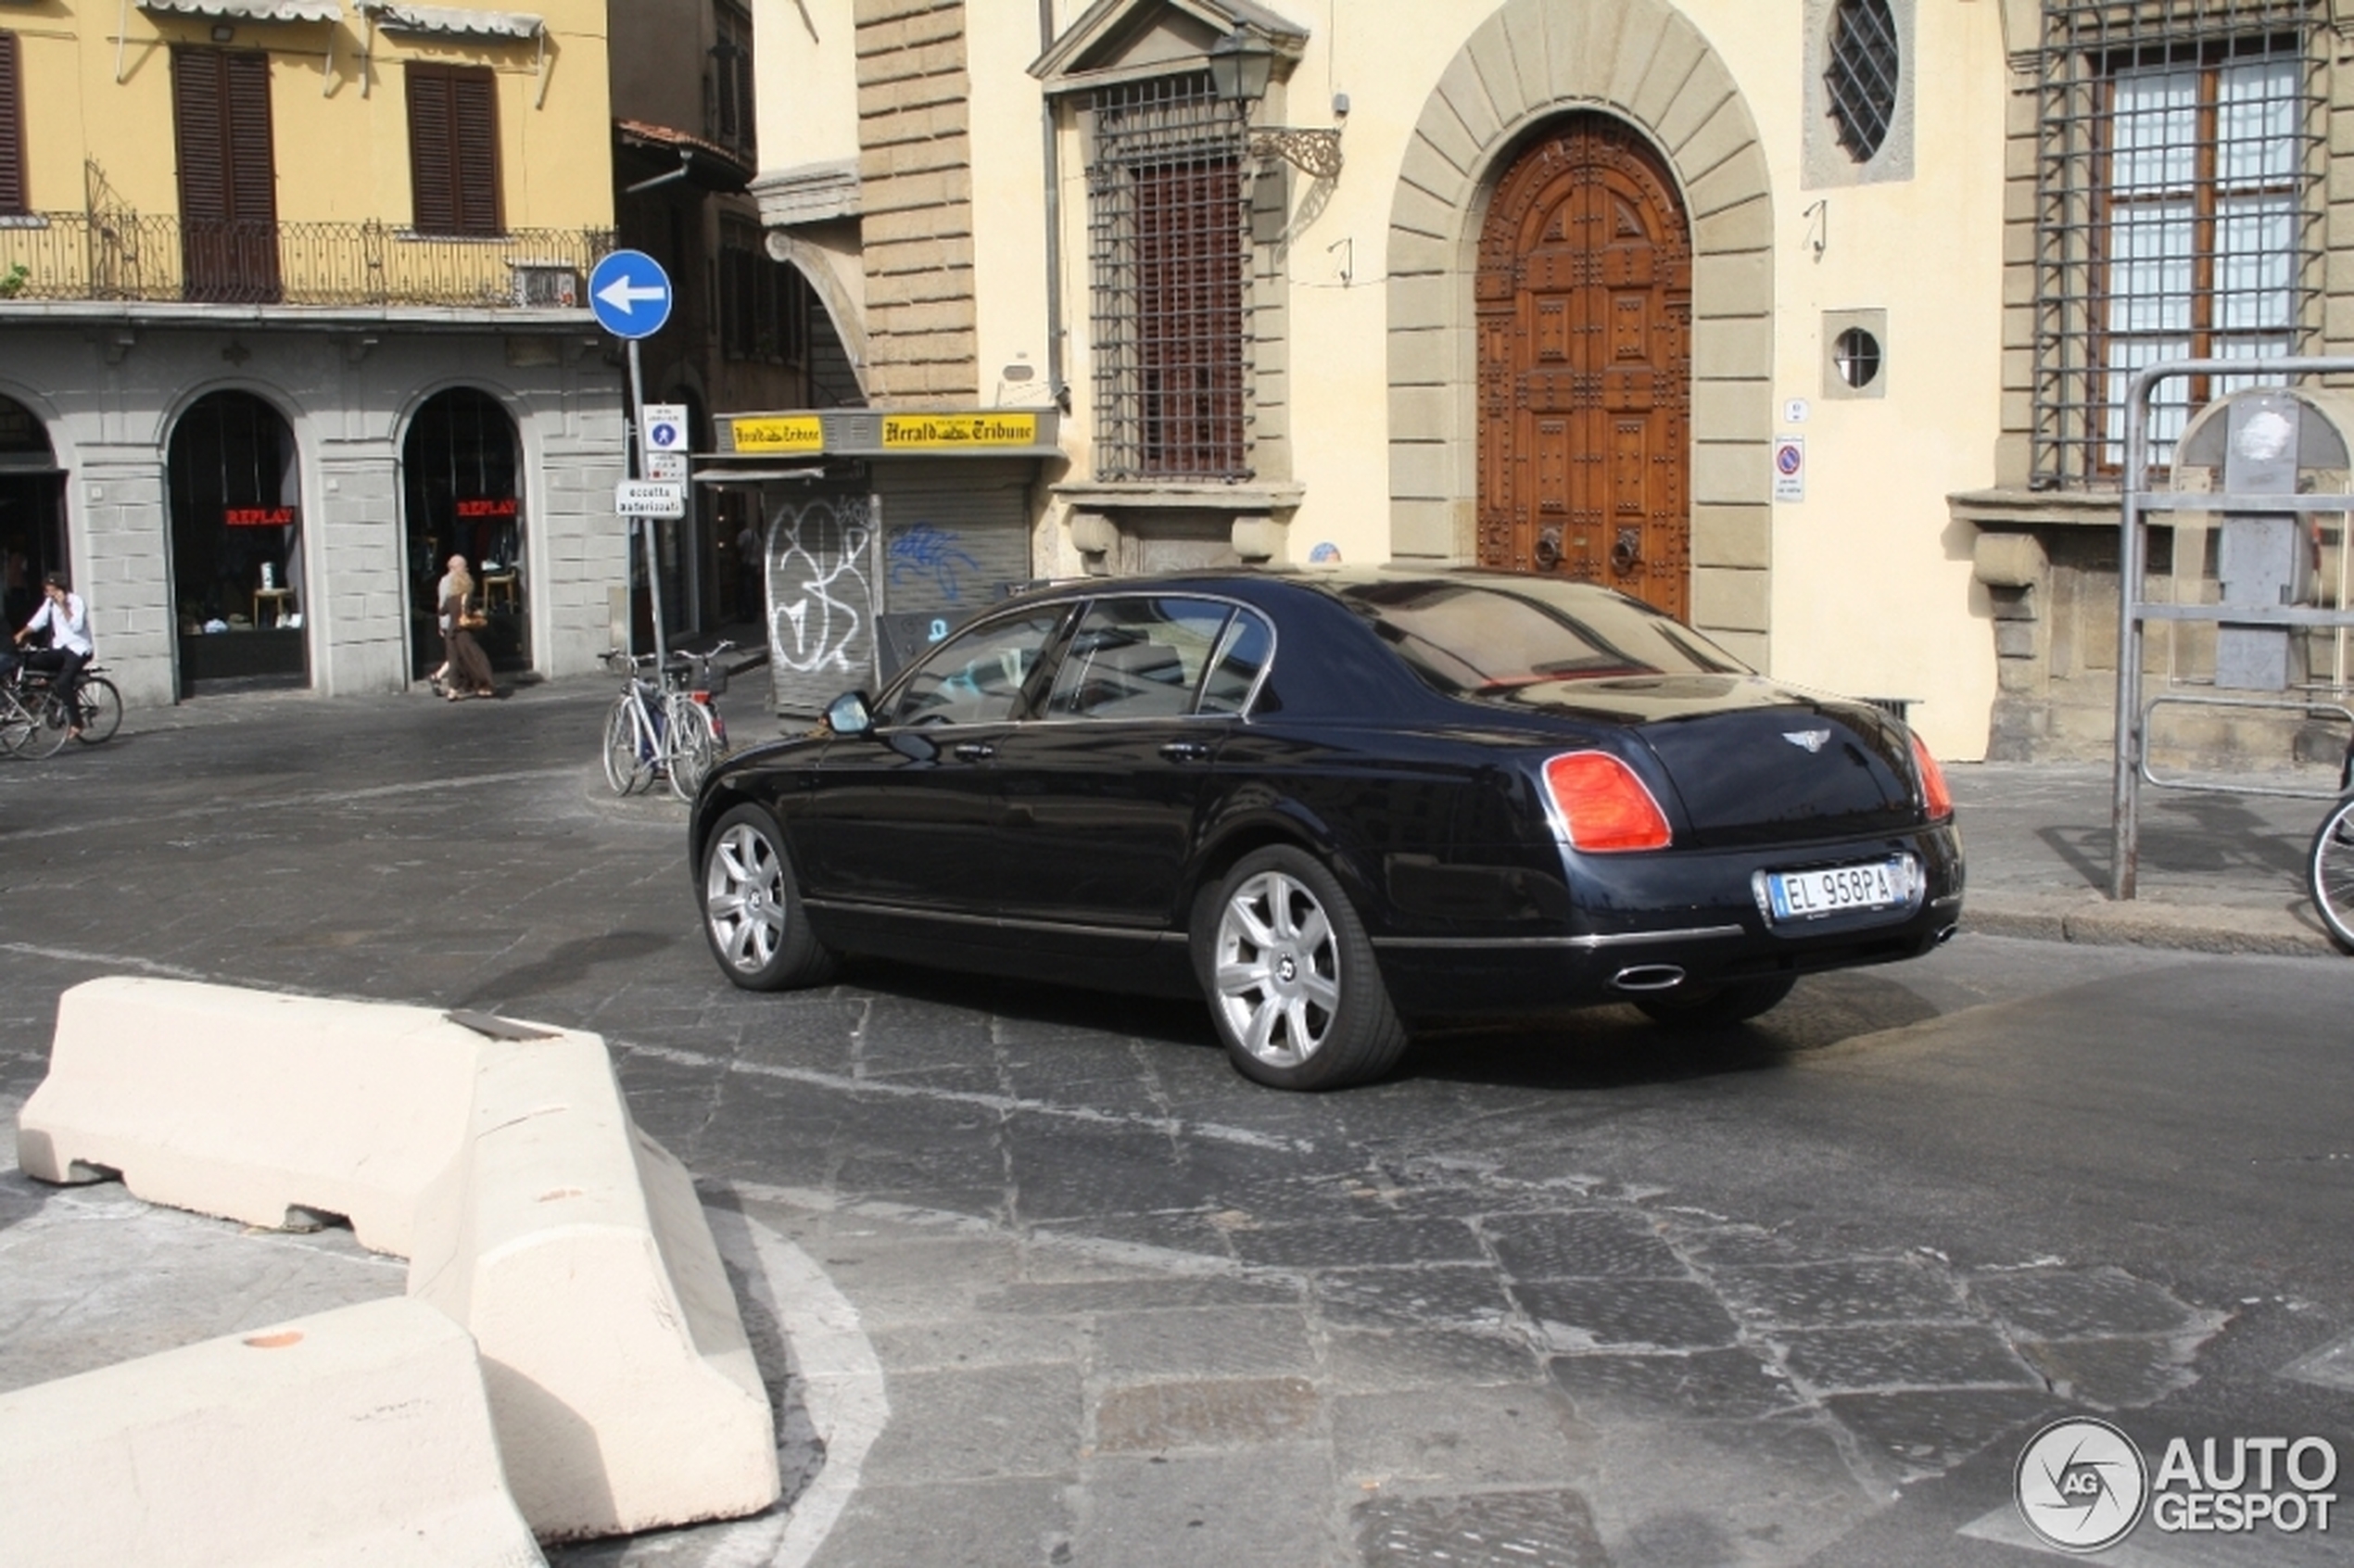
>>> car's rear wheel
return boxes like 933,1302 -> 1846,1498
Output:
702,803 -> 838,991
1199,846 -> 1407,1090
1633,973 -> 1796,1028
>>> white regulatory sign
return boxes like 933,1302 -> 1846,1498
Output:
1772,436 -> 1805,503
644,449 -> 688,483
615,480 -> 685,519
639,403 -> 690,464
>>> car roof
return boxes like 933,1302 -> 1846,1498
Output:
998,564 -> 1642,611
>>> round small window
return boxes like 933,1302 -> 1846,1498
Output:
1833,326 -> 1882,390
1825,0 -> 1900,163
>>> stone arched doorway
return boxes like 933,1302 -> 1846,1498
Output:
1386,0 -> 1776,666
169,390 -> 308,694
1476,117 -> 1692,620
0,394 -> 65,632
404,387 -> 527,678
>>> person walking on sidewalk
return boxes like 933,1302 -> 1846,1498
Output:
13,571 -> 93,739
439,556 -> 495,702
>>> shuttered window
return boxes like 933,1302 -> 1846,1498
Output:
407,66 -> 500,236
172,47 -> 279,302
0,32 -> 24,215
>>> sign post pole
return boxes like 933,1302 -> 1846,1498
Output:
626,336 -> 667,665
591,248 -> 677,666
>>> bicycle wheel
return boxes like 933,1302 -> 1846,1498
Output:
15,692 -> 70,759
601,697 -> 652,795
72,677 -> 122,743
664,698 -> 717,802
2309,791 -> 2354,955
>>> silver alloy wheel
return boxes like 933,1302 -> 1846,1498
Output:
706,820 -> 790,973
1212,869 -> 1342,1069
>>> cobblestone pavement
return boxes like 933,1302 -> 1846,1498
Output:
1,682 -> 2349,1568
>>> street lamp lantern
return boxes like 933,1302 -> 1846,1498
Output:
1207,31 -> 1273,106
1206,30 -> 1343,180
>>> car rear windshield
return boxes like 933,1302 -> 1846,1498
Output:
1337,577 -> 1746,697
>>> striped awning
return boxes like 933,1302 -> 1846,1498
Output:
141,0 -> 342,21
359,2 -> 542,38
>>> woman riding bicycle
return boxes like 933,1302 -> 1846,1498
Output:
12,572 -> 93,740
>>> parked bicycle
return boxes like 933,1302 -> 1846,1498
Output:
2308,736 -> 2354,953
0,660 -> 121,758
601,641 -> 734,803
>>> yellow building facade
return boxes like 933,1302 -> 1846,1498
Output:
0,0 -> 626,703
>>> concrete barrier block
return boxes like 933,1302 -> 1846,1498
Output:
0,1296 -> 544,1568
410,1035 -> 779,1541
14,978 -> 487,1255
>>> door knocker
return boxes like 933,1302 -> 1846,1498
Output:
1533,525 -> 1563,571
1611,527 -> 1642,575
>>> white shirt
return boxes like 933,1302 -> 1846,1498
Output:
25,593 -> 93,658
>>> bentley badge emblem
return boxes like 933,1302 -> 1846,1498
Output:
1782,729 -> 1832,752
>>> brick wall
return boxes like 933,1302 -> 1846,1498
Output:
854,0 -> 978,404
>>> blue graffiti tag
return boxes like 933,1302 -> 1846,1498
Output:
888,523 -> 982,602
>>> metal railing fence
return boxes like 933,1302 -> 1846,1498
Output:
2110,355 -> 2354,897
0,213 -> 613,309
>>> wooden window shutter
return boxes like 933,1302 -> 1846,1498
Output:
408,66 -> 499,235
0,33 -> 24,215
172,48 -> 230,225
449,70 -> 499,234
222,49 -> 275,225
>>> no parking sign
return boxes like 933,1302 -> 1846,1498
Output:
1772,436 -> 1805,503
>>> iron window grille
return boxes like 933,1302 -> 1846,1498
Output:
2030,1 -> 2324,485
1085,74 -> 1254,482
1826,0 -> 1902,161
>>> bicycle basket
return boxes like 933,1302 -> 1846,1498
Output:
700,660 -> 730,697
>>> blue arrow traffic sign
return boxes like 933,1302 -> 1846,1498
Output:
588,248 -> 673,339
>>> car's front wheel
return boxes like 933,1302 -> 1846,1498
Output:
1198,846 -> 1407,1090
1633,973 -> 1796,1028
701,803 -> 838,991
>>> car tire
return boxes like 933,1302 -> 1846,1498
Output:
701,803 -> 839,992
1196,845 -> 1408,1091
1633,973 -> 1797,1028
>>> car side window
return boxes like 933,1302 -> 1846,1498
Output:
1197,609 -> 1273,716
1044,597 -> 1233,720
888,607 -> 1068,727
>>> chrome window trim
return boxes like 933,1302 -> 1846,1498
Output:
872,589 -> 1277,736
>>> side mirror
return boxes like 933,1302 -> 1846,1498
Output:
824,690 -> 875,738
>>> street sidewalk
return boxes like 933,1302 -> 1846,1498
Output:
1948,759 -> 2347,957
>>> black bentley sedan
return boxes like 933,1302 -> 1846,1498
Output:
690,569 -> 1962,1090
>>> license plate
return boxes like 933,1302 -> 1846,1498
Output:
1763,858 -> 1905,922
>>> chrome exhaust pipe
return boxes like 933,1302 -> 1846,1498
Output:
1611,964 -> 1686,993
1934,924 -> 1959,946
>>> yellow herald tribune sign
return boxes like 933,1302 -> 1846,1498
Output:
880,413 -> 1039,449
729,415 -> 824,452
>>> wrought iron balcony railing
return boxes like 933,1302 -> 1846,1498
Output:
0,213 -> 614,310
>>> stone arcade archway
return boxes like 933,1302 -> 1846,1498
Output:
1387,0 -> 1777,666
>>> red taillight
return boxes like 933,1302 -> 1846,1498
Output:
1910,732 -> 1953,821
1542,752 -> 1672,853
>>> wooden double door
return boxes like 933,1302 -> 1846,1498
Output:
1477,117 -> 1691,620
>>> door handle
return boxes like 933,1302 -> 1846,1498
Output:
1158,740 -> 1212,764
953,740 -> 996,762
